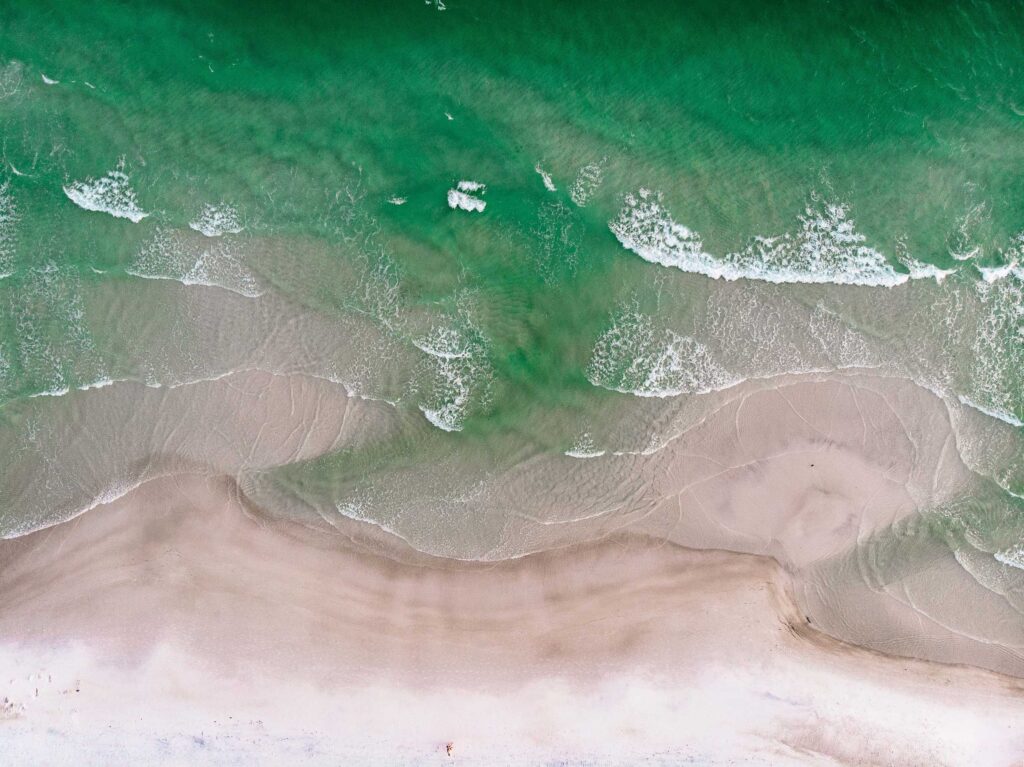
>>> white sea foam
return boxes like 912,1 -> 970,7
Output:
994,546 -> 1024,570
569,161 -> 604,207
609,189 -> 722,278
727,198 -> 908,286
28,377 -> 117,398
413,326 -> 475,359
965,270 -> 1023,428
0,180 -> 16,277
534,164 -> 557,192
977,261 -> 1019,283
587,310 -> 736,398
565,432 -> 606,458
457,180 -> 486,193
950,245 -> 981,261
387,196 -> 407,206
419,374 -> 472,431
420,387 -> 470,431
78,377 -> 116,392
948,202 -> 988,261
611,189 -> 910,287
415,320 -> 491,432
987,235 -> 1024,283
898,254 -> 957,284
40,73 -> 59,85
3,479 -> 146,539
128,228 -> 262,298
447,187 -> 486,213
335,501 -> 413,543
189,203 -> 242,237
63,162 -> 149,223
27,386 -> 70,398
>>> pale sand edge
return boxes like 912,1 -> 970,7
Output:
1,474 -> 1023,766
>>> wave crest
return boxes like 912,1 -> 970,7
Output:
63,161 -> 149,223
610,189 -> 909,287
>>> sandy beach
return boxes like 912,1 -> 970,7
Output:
2,466 -> 1024,765
4,4 -> 1024,763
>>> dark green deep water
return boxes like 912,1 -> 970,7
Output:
0,0 -> 1020,556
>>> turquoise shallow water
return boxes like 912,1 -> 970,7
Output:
0,0 -> 1021,561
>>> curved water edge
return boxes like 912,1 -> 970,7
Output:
7,364 -> 1017,550
2,0 -> 1024,710
7,365 -> 1024,681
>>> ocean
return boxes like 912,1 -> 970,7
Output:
0,0 -> 1021,575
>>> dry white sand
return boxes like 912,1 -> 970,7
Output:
2,473 -> 1023,765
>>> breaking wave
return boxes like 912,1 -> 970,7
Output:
63,161 -> 149,223
610,189 -> 910,287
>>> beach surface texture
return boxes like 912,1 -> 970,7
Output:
1,1 -> 1023,764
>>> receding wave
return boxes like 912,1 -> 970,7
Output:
586,310 -> 737,397
127,227 -> 262,297
414,317 -> 492,432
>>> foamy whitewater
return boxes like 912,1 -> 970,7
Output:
127,227 -> 262,297
447,180 -> 487,212
414,319 -> 492,431
189,203 -> 243,237
0,180 -> 16,277
62,163 -> 149,223
569,161 -> 604,207
564,432 -> 606,458
899,253 -> 958,283
587,310 -> 737,397
610,188 -> 912,287
535,164 -> 557,192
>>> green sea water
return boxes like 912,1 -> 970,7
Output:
0,0 -> 1021,558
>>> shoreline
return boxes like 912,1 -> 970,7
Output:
2,474 -> 1023,765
